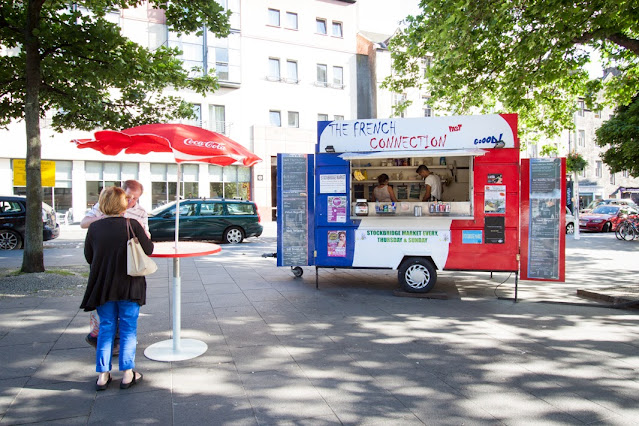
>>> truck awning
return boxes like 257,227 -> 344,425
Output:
338,148 -> 487,161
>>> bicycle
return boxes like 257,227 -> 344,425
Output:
615,217 -> 639,241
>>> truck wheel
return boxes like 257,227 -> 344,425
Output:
223,226 -> 244,244
291,266 -> 303,277
398,257 -> 437,293
0,230 -> 22,250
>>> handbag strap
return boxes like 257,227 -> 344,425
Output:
126,217 -> 134,240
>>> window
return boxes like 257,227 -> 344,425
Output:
318,113 -> 329,121
623,170 -> 629,178
285,12 -> 298,30
332,21 -> 343,37
209,105 -> 226,134
213,47 -> 229,80
150,163 -> 198,208
316,18 -> 327,35
84,161 -> 141,208
594,109 -> 601,119
182,104 -> 202,127
333,66 -> 343,88
269,110 -> 281,127
268,58 -> 280,81
422,95 -> 432,117
316,64 -> 327,86
268,8 -> 280,26
288,111 -> 299,128
596,161 -> 602,178
610,172 -> 616,185
286,60 -> 298,83
334,115 -> 344,121
578,130 -> 585,147
227,203 -> 256,215
209,165 -> 251,200
422,56 -> 432,77
577,99 -> 585,117
200,202 -> 224,216
394,93 -> 407,118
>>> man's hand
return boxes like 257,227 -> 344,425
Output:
80,215 -> 102,229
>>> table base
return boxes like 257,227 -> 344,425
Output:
144,339 -> 208,362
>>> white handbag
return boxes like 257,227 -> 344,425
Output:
126,218 -> 157,276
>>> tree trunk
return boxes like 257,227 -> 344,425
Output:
21,0 -> 45,273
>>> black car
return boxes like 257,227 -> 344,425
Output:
0,195 -> 61,250
148,198 -> 263,244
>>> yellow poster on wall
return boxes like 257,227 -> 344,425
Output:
13,159 -> 56,187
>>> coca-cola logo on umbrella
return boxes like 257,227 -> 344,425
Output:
182,138 -> 226,151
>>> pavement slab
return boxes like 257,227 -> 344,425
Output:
1,226 -> 639,424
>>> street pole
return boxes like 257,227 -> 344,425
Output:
574,170 -> 580,240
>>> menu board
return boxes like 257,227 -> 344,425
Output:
527,159 -> 561,279
280,154 -> 309,266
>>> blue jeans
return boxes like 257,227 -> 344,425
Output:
95,300 -> 140,373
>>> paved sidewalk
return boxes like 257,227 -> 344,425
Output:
1,227 -> 638,424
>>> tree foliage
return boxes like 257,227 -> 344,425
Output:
384,0 -> 638,141
596,96 -> 639,177
0,0 -> 230,272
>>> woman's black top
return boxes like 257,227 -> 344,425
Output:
81,217 -> 154,311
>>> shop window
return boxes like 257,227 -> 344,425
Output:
150,163 -> 198,208
209,164 -> 251,200
85,161 -> 138,208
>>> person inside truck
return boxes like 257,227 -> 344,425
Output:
371,174 -> 398,202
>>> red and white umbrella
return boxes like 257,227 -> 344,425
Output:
73,123 -> 261,166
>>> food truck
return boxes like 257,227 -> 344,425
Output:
276,114 -> 566,293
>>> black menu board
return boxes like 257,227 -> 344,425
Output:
280,154 -> 309,266
527,159 -> 561,279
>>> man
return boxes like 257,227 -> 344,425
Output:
81,180 -> 149,351
416,165 -> 442,202
81,179 -> 149,235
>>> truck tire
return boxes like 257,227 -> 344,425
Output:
398,257 -> 437,293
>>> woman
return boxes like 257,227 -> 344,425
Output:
81,186 -> 154,391
372,174 -> 398,202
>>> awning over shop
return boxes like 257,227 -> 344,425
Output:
338,148 -> 487,161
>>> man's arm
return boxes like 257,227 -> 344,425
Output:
422,184 -> 432,201
80,205 -> 102,229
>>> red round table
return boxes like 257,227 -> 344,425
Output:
144,241 -> 221,362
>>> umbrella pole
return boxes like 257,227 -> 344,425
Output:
173,164 -> 182,352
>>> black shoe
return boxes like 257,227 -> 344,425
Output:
85,334 -> 98,348
96,373 -> 112,391
120,371 -> 143,389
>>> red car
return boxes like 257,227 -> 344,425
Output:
579,205 -> 639,232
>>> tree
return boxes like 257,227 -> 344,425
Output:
384,0 -> 638,141
0,0 -> 229,273
596,96 -> 639,176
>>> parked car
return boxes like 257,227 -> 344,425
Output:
565,206 -> 576,234
148,198 -> 263,244
0,195 -> 61,250
580,198 -> 638,214
579,205 -> 639,232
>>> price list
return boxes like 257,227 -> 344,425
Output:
527,159 -> 561,279
281,155 -> 309,266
